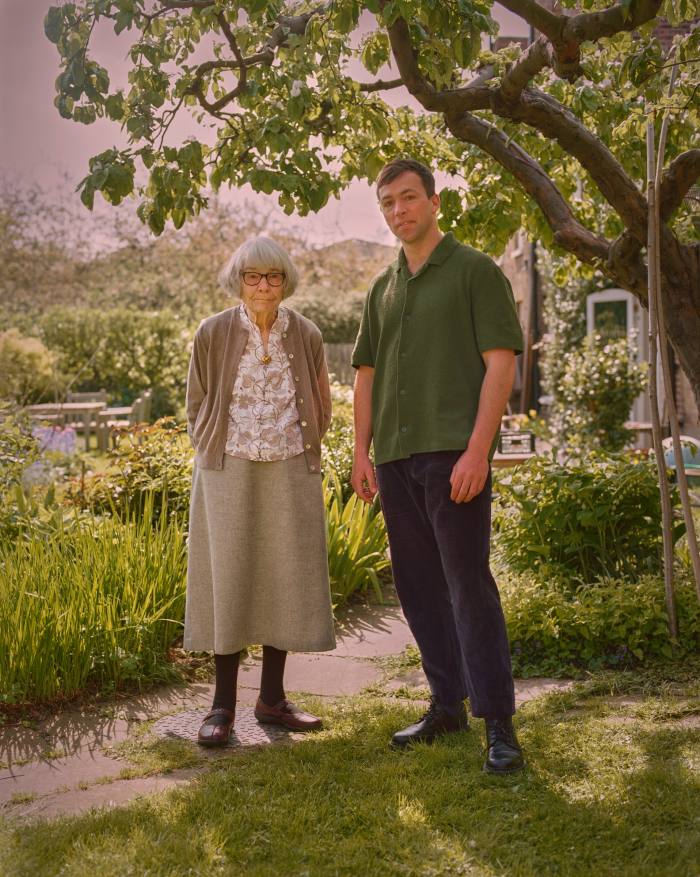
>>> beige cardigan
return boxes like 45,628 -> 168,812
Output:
186,306 -> 332,473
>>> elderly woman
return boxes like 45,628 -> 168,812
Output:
184,235 -> 335,747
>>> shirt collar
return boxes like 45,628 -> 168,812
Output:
239,303 -> 289,334
394,232 -> 459,275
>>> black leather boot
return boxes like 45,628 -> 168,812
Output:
483,717 -> 525,774
391,697 -> 469,748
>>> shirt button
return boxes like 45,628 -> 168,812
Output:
400,426 -> 407,433
288,353 -> 294,359
295,376 -> 300,382
399,389 -> 406,395
305,443 -> 311,449
405,314 -> 412,320
282,332 -> 287,338
400,352 -> 406,358
301,420 -> 307,427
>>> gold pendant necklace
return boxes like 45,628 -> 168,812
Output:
260,353 -> 272,365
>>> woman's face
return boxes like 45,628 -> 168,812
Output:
239,265 -> 285,318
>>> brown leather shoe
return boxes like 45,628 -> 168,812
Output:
197,707 -> 235,747
254,697 -> 322,731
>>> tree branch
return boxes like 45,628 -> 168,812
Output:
493,88 -> 648,240
607,231 -> 648,301
500,35 -> 552,103
660,149 -> 700,222
495,0 -> 561,40
445,110 -> 610,264
497,0 -> 663,79
186,5 -> 329,116
160,0 -> 216,9
565,0 -> 664,43
359,77 -> 404,92
385,16 -> 443,109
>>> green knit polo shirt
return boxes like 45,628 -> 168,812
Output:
351,233 -> 524,466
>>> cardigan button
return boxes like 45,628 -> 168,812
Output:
309,466 -> 316,472
301,420 -> 307,427
298,398 -> 304,404
288,353 -> 294,359
294,376 -> 300,382
305,443 -> 311,449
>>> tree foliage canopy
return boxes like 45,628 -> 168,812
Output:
46,0 -> 700,396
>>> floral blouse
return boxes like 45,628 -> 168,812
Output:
225,304 -> 304,461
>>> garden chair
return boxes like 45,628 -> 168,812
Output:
661,435 -> 700,504
96,393 -> 151,450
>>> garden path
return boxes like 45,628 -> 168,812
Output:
0,604 -> 572,822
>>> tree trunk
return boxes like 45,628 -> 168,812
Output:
660,246 -> 700,416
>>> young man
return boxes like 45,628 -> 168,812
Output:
351,158 -> 525,773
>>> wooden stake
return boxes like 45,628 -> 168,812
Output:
646,116 -> 678,640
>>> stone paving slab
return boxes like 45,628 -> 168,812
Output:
0,747 -> 126,803
326,604 -> 416,658
239,653 -> 382,696
9,767 -> 204,822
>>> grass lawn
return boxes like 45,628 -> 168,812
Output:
1,665 -> 699,877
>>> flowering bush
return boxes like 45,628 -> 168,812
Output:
553,333 -> 647,452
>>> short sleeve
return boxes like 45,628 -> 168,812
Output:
351,292 -> 375,368
471,257 -> 524,355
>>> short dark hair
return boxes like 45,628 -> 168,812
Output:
376,159 -> 435,198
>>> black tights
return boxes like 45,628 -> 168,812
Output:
212,646 -> 287,711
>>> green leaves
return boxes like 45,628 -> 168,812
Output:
45,0 -> 698,250
44,6 -> 64,43
78,148 -> 136,209
493,452 -> 680,582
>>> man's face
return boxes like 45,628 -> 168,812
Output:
377,171 -> 440,244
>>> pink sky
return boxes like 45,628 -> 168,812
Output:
0,1 -> 527,247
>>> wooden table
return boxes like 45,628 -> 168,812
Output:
492,452 -> 536,468
25,402 -> 106,451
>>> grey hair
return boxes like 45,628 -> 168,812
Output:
218,235 -> 299,299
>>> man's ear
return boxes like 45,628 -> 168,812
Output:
431,192 -> 440,214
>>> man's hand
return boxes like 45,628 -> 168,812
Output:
352,452 -> 378,503
450,448 -> 489,503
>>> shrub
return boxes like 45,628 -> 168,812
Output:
0,501 -> 187,704
293,290 -> 365,343
322,419 -> 354,501
39,307 -> 191,417
502,572 -> 700,677
493,452 -> 682,582
324,472 -> 390,607
0,329 -> 57,404
73,419 -> 193,522
0,410 -> 38,496
554,333 -> 648,452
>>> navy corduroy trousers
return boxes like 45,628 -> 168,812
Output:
376,450 -> 515,718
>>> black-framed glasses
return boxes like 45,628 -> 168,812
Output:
240,270 -> 286,287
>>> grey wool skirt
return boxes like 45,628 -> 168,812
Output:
184,453 -> 336,654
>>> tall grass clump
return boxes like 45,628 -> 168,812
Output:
324,472 -> 390,607
0,498 -> 187,705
